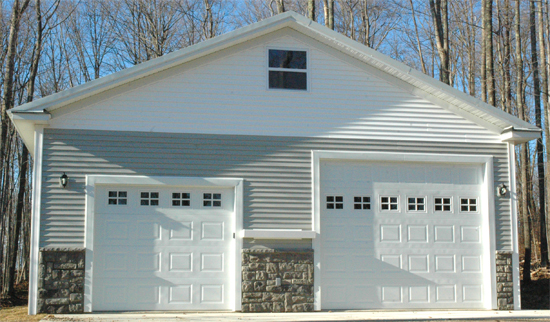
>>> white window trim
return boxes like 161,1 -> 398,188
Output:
433,196 -> 454,213
139,190 -> 160,206
84,175 -> 244,312
266,46 -> 310,92
458,196 -> 480,214
107,190 -> 129,207
311,150 -> 497,310
379,195 -> 400,212
406,195 -> 427,213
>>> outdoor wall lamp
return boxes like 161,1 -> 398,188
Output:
497,183 -> 508,197
60,172 -> 69,188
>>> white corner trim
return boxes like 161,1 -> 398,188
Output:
83,175 -> 244,312
28,126 -> 45,315
508,143 -> 521,309
242,229 -> 316,239
311,150 -> 496,311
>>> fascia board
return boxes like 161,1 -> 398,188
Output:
10,13 -> 299,114
291,14 -> 538,132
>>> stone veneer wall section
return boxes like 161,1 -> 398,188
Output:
241,249 -> 314,312
496,251 -> 514,310
37,248 -> 85,314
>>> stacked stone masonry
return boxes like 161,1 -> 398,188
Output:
496,251 -> 514,310
241,249 -> 314,312
37,248 -> 85,314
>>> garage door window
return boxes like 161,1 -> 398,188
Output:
203,193 -> 222,207
434,197 -> 452,212
172,192 -> 191,206
354,196 -> 371,210
380,196 -> 399,211
140,192 -> 159,206
326,196 -> 344,209
460,198 -> 478,212
108,191 -> 127,205
407,197 -> 426,211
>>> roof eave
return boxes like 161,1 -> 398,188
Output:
499,127 -> 541,144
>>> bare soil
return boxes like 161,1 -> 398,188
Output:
519,264 -> 550,309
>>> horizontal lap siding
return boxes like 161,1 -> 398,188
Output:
40,129 -> 511,251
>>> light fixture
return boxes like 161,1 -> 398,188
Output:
497,183 -> 508,197
60,172 -> 69,188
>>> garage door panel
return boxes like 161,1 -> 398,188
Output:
93,185 -> 234,311
320,160 -> 489,309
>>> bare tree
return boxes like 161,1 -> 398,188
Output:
429,0 -> 450,85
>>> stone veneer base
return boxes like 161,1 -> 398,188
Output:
241,249 -> 314,312
495,251 -> 514,310
37,248 -> 85,314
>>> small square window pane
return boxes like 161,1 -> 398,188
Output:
213,194 -> 221,200
435,205 -> 442,211
172,193 -> 180,198
151,192 -> 159,199
204,193 -> 211,199
363,197 -> 370,202
408,198 -> 415,203
461,205 -> 469,211
381,197 -> 388,203
172,200 -> 180,206
363,204 -> 370,210
390,197 -> 398,203
461,199 -> 468,205
213,201 -> 221,207
418,205 -> 424,211
335,196 -> 343,202
470,199 -> 476,204
408,205 -> 415,210
417,198 -> 424,203
151,200 -> 159,206
109,191 -> 117,197
354,197 -> 361,202
435,198 -> 441,203
390,204 -> 398,210
118,199 -> 127,205
327,196 -> 334,202
444,198 -> 451,203
327,204 -> 334,209
335,203 -> 343,209
118,191 -> 127,198
204,201 -> 211,207
108,199 -> 117,205
182,193 -> 190,199
354,204 -> 362,209
444,205 -> 451,211
381,204 -> 389,210
141,192 -> 149,198
471,206 -> 477,211
141,200 -> 149,206
182,200 -> 190,206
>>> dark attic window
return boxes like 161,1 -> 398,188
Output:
268,49 -> 307,90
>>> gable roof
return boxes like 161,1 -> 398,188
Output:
9,11 -> 540,152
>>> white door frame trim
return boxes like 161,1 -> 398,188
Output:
83,175 -> 244,312
311,150 -> 497,310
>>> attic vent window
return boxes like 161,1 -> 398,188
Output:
268,49 -> 307,90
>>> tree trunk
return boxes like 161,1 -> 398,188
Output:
276,0 -> 285,14
0,0 -> 31,301
484,0 -> 496,106
517,0 -> 531,284
322,0 -> 334,30
537,0 -> 550,268
308,0 -> 315,21
429,0 -> 450,85
530,0 -> 547,271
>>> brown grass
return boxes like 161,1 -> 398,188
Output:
0,305 -> 47,322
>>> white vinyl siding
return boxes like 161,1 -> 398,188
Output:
39,129 -> 511,251
48,33 -> 500,144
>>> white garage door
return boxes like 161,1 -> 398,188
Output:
320,160 -> 490,309
92,185 -> 234,311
